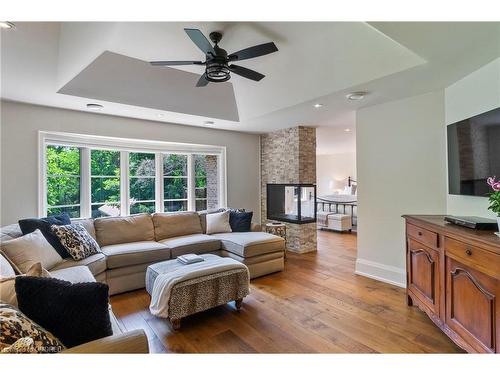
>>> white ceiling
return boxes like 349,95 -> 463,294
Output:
2,21 -> 500,154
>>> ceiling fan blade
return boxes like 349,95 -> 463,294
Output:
150,60 -> 204,66
228,42 -> 278,61
196,74 -> 209,87
229,64 -> 265,81
184,28 -> 216,56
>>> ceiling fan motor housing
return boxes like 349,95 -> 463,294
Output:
205,44 -> 230,82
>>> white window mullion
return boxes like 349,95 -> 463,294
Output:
80,147 -> 91,218
120,151 -> 129,216
187,154 -> 195,211
155,152 -> 163,213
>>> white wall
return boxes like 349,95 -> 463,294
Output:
355,91 -> 447,287
316,153 -> 356,196
445,57 -> 500,219
0,101 -> 261,225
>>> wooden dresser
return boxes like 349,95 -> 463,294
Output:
403,215 -> 500,353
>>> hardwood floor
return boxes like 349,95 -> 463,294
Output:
110,230 -> 463,353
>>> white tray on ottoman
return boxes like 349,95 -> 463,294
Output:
146,254 -> 250,330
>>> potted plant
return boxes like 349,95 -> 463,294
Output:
487,177 -> 500,232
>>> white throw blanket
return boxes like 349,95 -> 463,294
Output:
149,255 -> 248,318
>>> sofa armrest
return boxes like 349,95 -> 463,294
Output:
62,329 -> 149,354
251,223 -> 262,232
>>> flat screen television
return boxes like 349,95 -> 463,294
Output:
447,106 -> 500,196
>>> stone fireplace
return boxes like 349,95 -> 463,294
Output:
261,126 -> 317,253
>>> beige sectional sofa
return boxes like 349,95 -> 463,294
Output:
1,211 -> 285,296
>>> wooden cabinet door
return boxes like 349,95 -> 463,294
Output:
407,239 -> 440,314
445,257 -> 499,353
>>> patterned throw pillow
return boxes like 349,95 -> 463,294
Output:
51,223 -> 100,261
0,303 -> 64,353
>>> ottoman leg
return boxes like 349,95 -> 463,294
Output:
170,318 -> 181,330
235,298 -> 243,311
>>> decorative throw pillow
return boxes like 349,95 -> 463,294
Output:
51,223 -> 100,261
0,262 -> 52,307
206,210 -> 232,235
15,276 -> 112,348
229,211 -> 253,232
18,214 -> 72,258
1,337 -> 35,353
0,229 -> 63,273
0,303 -> 64,353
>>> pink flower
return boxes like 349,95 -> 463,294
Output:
487,177 -> 496,187
493,182 -> 500,192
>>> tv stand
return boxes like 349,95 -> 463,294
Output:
403,215 -> 500,353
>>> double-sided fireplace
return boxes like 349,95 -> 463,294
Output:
266,184 -> 316,224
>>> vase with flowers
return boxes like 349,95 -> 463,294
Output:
486,176 -> 500,232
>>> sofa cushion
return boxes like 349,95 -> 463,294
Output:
50,265 -> 96,283
158,234 -> 221,258
51,223 -> 101,261
209,232 -> 285,258
71,218 -> 96,240
229,211 -> 253,232
152,212 -> 202,241
0,303 -> 64,353
0,263 -> 51,307
0,229 -> 63,273
50,253 -> 107,277
94,214 -> 155,246
18,213 -> 72,258
206,211 -> 232,235
0,224 -> 23,243
15,276 -> 112,348
0,251 -> 16,278
198,208 -> 225,233
101,241 -> 171,269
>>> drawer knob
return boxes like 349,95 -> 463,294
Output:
418,231 -> 423,236
465,249 -> 472,256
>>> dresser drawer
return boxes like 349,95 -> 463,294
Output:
445,237 -> 500,280
407,223 -> 438,249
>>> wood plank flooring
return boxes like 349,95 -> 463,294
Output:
110,230 -> 463,353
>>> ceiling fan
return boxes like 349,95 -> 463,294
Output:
150,28 -> 278,87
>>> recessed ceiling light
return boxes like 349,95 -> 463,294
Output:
346,91 -> 368,101
86,103 -> 103,111
313,103 -> 323,108
344,128 -> 351,132
204,121 -> 215,126
0,22 -> 15,30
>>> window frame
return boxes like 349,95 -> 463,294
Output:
39,131 -> 227,218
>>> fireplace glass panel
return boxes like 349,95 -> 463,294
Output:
267,184 -> 316,224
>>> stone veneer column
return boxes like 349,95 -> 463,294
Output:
205,155 -> 218,210
260,126 -> 317,253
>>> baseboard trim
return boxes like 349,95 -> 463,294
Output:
354,258 -> 406,288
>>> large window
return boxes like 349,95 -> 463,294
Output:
46,145 -> 81,218
163,153 -> 188,212
129,152 -> 156,214
91,150 -> 120,218
41,132 -> 226,218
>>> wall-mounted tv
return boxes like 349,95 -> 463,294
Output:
447,106 -> 500,196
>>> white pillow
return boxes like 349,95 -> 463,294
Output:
0,229 -> 62,273
205,211 -> 232,235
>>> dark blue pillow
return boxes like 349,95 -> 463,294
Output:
15,276 -> 112,348
18,214 -> 71,258
229,211 -> 253,232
